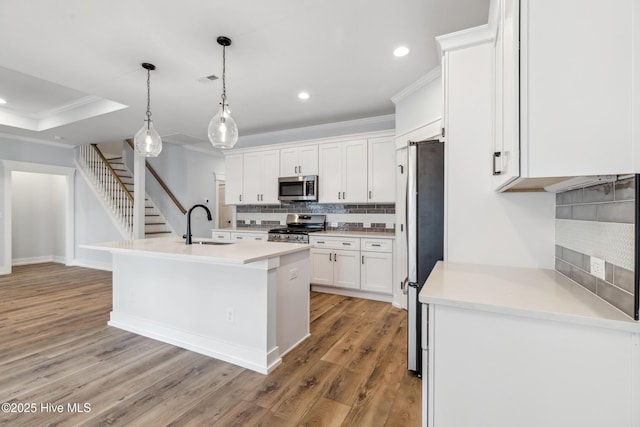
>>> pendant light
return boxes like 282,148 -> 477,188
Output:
208,36 -> 239,149
134,63 -> 162,157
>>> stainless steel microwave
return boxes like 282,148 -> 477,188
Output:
278,175 -> 318,201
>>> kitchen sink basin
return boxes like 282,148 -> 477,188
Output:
194,241 -> 234,245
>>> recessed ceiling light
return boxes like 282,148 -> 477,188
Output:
298,92 -> 310,100
394,46 -> 410,57
0,98 -> 6,104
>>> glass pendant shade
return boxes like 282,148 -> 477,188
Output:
134,120 -> 162,157
208,104 -> 238,149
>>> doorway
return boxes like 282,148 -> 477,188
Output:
1,160 -> 75,275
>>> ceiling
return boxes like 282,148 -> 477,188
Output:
0,0 -> 489,151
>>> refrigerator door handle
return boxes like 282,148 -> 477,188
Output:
407,143 -> 418,284
401,277 -> 409,294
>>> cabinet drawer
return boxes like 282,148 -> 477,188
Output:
309,236 -> 360,250
361,238 -> 392,253
231,232 -> 266,241
211,231 -> 232,242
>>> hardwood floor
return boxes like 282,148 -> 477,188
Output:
0,263 -> 421,426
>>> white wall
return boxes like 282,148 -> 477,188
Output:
393,69 -> 442,138
444,42 -> 554,269
0,136 -> 123,272
11,172 -> 66,264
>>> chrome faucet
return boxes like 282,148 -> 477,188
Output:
185,204 -> 212,245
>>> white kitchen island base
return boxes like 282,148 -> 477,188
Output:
84,237 -> 311,374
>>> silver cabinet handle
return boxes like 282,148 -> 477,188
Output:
334,253 -> 337,262
260,194 -> 263,201
237,236 -> 243,239
239,194 -> 242,202
317,241 -> 325,244
372,243 -> 381,247
342,191 -> 345,199
369,190 -> 372,199
361,255 -> 364,264
217,235 -> 224,238
338,192 -> 341,200
342,242 -> 351,246
295,166 -> 298,174
493,151 -> 502,175
329,253 -> 332,261
298,165 -> 302,173
257,194 -> 260,201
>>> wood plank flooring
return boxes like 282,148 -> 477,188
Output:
0,263 -> 421,426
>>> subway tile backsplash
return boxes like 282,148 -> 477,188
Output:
554,176 -> 637,319
236,202 -> 396,233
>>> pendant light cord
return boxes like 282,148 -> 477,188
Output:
221,45 -> 227,106
146,68 -> 152,129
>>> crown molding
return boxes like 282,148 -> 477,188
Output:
391,67 -> 441,104
0,132 -> 74,149
436,24 -> 494,56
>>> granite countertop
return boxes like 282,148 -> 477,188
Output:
82,237 -> 309,265
419,261 -> 639,332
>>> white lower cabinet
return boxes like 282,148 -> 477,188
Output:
361,251 -> 392,293
310,235 -> 393,298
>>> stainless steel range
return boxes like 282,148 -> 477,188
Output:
267,214 -> 326,243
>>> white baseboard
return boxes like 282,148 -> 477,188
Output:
72,258 -> 113,271
12,255 -> 65,266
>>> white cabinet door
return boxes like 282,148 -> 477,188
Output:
310,248 -> 333,286
280,147 -> 299,176
225,154 -> 244,204
243,152 -> 262,204
280,146 -> 318,176
333,249 -> 361,289
299,145 -> 319,176
260,150 -> 280,203
342,139 -> 367,203
492,0 -> 521,190
361,251 -> 393,294
367,138 -> 395,203
318,143 -> 343,203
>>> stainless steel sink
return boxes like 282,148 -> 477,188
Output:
194,241 -> 234,245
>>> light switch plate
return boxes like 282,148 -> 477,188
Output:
590,256 -> 606,280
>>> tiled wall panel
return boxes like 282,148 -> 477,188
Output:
554,176 -> 637,319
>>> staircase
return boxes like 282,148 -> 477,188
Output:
105,157 -> 173,237
77,144 -> 175,238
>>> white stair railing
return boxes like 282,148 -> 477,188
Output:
77,144 -> 134,237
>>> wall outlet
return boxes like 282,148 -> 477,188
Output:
226,307 -> 234,323
289,268 -> 298,280
363,222 -> 371,228
590,256 -> 606,280
330,222 -> 338,227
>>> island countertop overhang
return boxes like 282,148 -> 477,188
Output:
81,236 -> 310,266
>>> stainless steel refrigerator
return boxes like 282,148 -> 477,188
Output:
407,140 -> 444,376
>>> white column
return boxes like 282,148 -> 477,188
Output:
133,152 -> 145,239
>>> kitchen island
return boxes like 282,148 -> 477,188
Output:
420,261 -> 640,427
83,237 -> 310,374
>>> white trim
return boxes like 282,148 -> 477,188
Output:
394,118 -> 443,149
391,67 -> 442,104
437,24 -> 495,55
1,160 -> 75,275
12,255 -> 66,266
311,285 -> 393,303
182,144 -> 226,157
0,132 -> 75,148
231,115 -> 395,150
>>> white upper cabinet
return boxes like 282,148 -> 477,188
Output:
319,140 -> 367,203
280,145 -> 318,177
491,0 -> 635,190
225,153 -> 244,204
367,137 -> 396,203
242,150 -> 280,204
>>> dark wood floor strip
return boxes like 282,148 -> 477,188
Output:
0,263 -> 420,426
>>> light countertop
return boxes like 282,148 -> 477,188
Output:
211,227 -> 271,233
82,236 -> 309,265
419,261 -> 639,332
